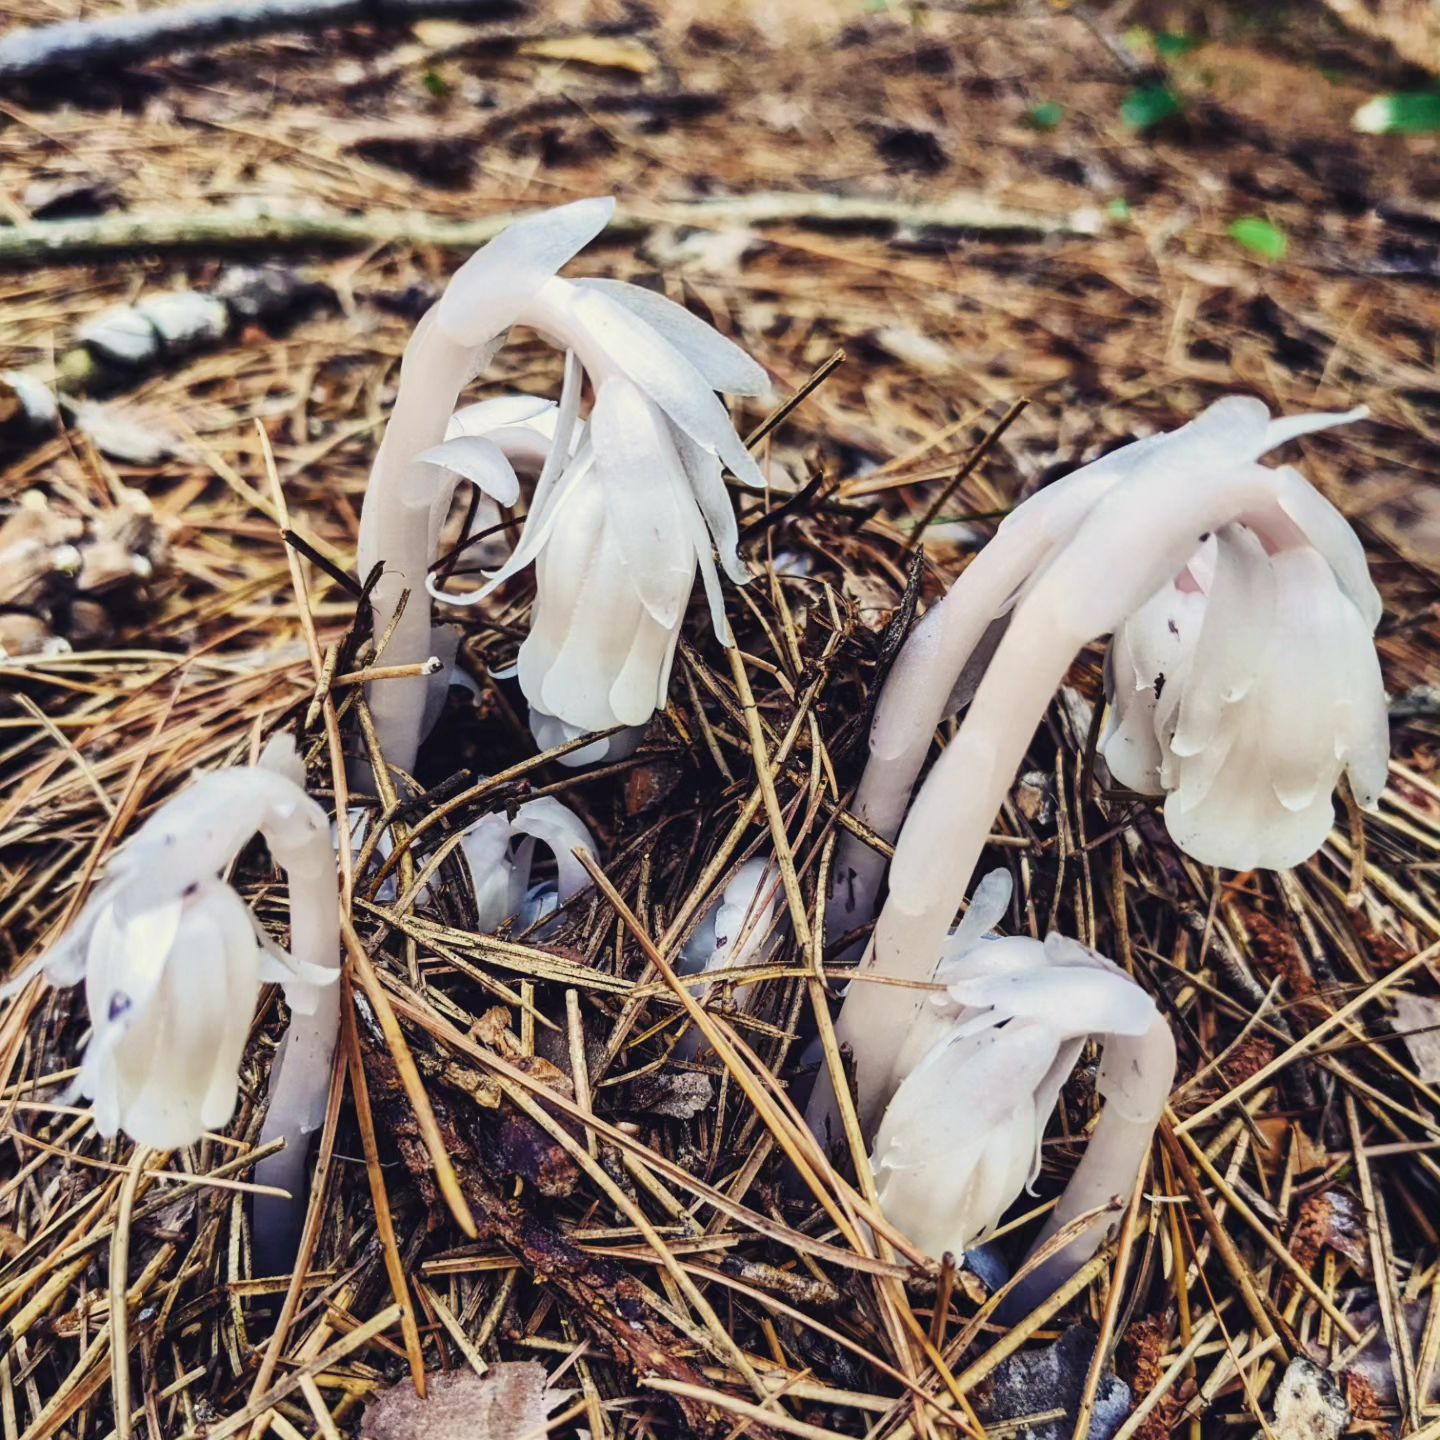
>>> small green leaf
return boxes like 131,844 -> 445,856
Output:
1228,216 -> 1288,261
1106,198 -> 1133,221
1121,85 -> 1181,132
1154,30 -> 1199,56
421,67 -> 450,98
1026,101 -> 1065,130
1353,91 -> 1440,135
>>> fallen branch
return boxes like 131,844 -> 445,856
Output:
0,192 -> 1101,266
0,0 -> 523,81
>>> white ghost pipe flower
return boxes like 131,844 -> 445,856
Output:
458,796 -> 596,932
871,871 -> 1175,1307
4,736 -> 338,1261
361,197 -> 768,774
826,397 -> 1374,946
429,256 -> 769,765
817,397 -> 1384,1132
1101,524 -> 1387,869
676,857 -> 781,1055
508,379 -> 730,761
356,198 -> 615,777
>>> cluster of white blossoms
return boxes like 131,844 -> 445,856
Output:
829,397 -> 1385,945
5,198 -> 1396,1324
809,395 -> 1388,1307
358,196 -> 768,774
1101,485 -> 1387,870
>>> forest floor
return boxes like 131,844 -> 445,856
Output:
2,1 -> 1440,1437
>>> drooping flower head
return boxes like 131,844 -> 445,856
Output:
870,871 -> 1174,1289
13,736 -> 337,1149
459,796 -> 596,932
360,197 -> 770,774
431,244 -> 770,764
1102,475 -> 1387,869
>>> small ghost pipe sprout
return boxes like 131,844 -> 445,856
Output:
3,737 -> 338,1241
459,797 -> 596,932
431,262 -> 769,766
826,398 -> 1374,946
357,198 -> 615,777
820,397 -> 1385,1131
676,857 -> 782,1055
869,870 -> 1175,1309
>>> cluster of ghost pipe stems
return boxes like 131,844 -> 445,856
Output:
1,735 -> 339,1268
822,396 -> 1386,1132
809,396 -> 1385,1303
356,195 -> 769,777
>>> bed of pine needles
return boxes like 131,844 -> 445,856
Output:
3,2 -> 1440,1437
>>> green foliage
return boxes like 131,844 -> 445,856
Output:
422,67 -> 450,98
1154,30 -> 1199,57
1227,216 -> 1288,261
1121,85 -> 1181,132
1106,198 -> 1133,221
1353,92 -> 1440,135
1026,101 -> 1065,130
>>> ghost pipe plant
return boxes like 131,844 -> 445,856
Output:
357,197 -> 613,777
818,396 -> 1386,1131
359,195 -> 769,777
827,397 -> 1377,945
870,870 -> 1174,1306
459,796 -> 596,932
676,857 -> 782,1055
429,231 -> 769,767
1,737 -> 338,1258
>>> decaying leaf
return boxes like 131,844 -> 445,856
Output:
1272,1357 -> 1348,1440
363,1363 -> 571,1440
1392,992 -> 1440,1081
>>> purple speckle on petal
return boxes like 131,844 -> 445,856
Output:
108,992 -> 132,1022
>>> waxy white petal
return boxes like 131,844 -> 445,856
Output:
576,279 -> 769,395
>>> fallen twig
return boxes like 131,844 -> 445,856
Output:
0,192 -> 1101,267
0,0 -> 523,81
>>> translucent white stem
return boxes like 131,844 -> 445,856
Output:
356,309 -> 478,778
827,535 -> 1040,947
1001,1017 -> 1176,1320
251,823 -> 342,1272
827,459 -> 1283,1133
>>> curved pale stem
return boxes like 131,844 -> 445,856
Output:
1001,1016 -> 1176,1320
822,461 -> 1282,1133
251,820 -> 342,1272
828,531 -> 1044,947
356,310 -> 479,778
